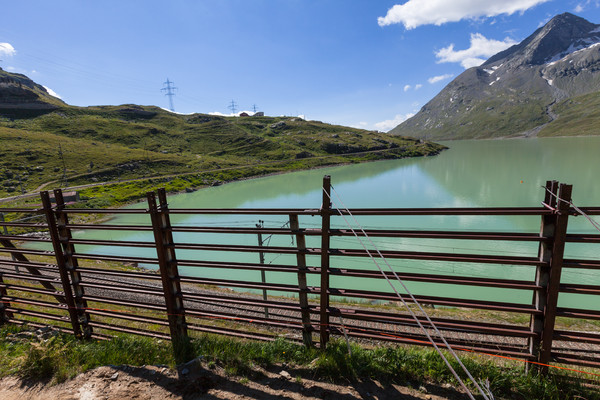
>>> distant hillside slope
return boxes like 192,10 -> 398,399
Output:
0,68 -> 65,117
390,13 -> 600,140
0,70 -> 444,200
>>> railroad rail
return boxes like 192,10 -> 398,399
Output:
0,178 -> 599,374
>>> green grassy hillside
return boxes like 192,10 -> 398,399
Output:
538,92 -> 600,137
0,105 -> 444,205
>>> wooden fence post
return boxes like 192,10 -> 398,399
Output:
538,183 -> 572,374
147,189 -> 190,361
529,180 -> 559,368
320,175 -> 331,348
290,213 -> 313,347
41,191 -> 84,337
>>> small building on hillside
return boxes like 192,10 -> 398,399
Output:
49,191 -> 80,204
253,111 -> 264,117
239,112 -> 250,117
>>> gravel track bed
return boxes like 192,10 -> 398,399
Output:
2,264 -> 600,364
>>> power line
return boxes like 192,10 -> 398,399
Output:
161,78 -> 177,112
252,104 -> 258,113
58,143 -> 67,187
228,100 -> 238,115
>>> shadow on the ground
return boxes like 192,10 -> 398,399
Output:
12,361 -> 461,399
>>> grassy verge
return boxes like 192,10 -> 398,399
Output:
0,324 -> 173,383
0,324 -> 598,399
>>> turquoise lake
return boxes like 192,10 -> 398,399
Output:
71,137 -> 600,310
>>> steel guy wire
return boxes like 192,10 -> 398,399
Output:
332,236 -> 534,257
543,186 -> 600,233
338,314 -> 352,356
327,185 -> 489,400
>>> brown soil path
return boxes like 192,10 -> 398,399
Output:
0,362 -> 463,400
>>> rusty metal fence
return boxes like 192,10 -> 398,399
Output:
0,177 -> 599,374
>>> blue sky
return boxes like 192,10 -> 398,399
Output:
1,0 -> 600,131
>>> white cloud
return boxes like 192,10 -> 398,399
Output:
404,84 -> 422,91
428,74 -> 454,84
5,66 -> 25,74
4,66 -> 39,77
435,33 -> 517,68
208,110 -> 261,117
575,0 -> 589,12
209,111 -> 238,117
0,42 -> 16,57
536,17 -> 550,27
161,107 -> 193,115
42,86 -> 62,99
374,112 -> 415,132
350,121 -> 370,129
574,0 -> 599,12
378,0 -> 550,29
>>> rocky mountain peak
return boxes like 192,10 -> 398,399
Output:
390,13 -> 600,140
485,12 -> 599,67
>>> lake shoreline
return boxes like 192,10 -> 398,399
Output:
112,146 -> 448,210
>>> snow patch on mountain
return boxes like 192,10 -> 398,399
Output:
546,39 -> 600,64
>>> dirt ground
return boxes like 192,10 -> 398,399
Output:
0,360 -> 465,400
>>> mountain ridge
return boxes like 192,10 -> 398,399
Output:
390,12 -> 600,140
0,67 -> 65,117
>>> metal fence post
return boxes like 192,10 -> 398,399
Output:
529,180 -> 558,368
52,189 -> 93,338
538,183 -> 572,374
0,211 -> 13,323
255,220 -> 269,319
0,269 -> 12,325
147,189 -> 190,361
0,213 -> 18,273
320,175 -> 331,348
290,213 -> 313,347
0,213 -> 6,235
0,238 -> 66,304
41,191 -> 83,337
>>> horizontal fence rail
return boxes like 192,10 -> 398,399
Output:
0,178 -> 599,374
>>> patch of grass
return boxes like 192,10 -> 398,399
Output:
0,326 -> 173,383
191,334 -> 318,377
1,325 -> 598,398
392,90 -> 550,140
306,341 -> 599,399
539,91 -> 600,137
